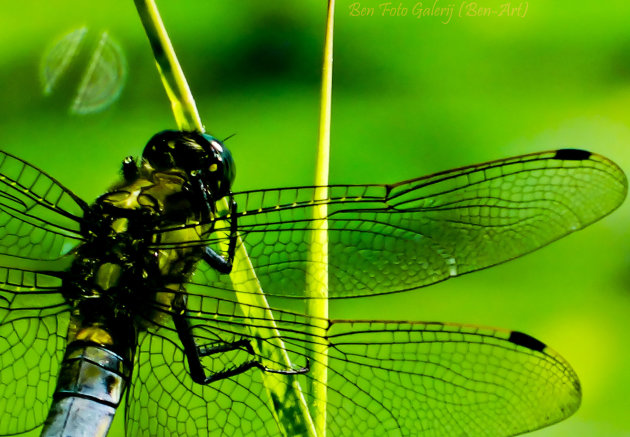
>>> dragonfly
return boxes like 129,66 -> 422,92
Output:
0,130 -> 626,436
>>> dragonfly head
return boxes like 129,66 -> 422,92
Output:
143,130 -> 235,200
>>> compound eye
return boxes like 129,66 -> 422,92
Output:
209,140 -> 223,153
209,140 -> 225,162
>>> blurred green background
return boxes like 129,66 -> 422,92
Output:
1,0 -> 630,435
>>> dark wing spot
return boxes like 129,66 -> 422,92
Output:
508,331 -> 546,352
554,149 -> 592,161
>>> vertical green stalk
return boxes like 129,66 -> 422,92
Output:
306,1 -> 335,436
133,1 -> 315,435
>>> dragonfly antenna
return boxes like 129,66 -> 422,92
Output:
222,133 -> 237,143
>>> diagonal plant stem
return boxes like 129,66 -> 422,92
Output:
133,1 -> 316,435
305,1 -> 335,435
134,0 -> 202,132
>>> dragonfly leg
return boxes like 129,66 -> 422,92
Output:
193,345 -> 309,384
202,198 -> 237,274
191,176 -> 215,221
197,333 -> 309,376
226,197 -> 238,265
198,339 -> 309,375
121,156 -> 138,182
261,360 -> 310,376
197,338 -> 255,357
173,299 -> 308,384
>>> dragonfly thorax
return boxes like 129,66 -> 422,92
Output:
67,205 -> 158,305
64,168 -> 212,337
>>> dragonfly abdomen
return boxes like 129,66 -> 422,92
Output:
41,343 -> 130,437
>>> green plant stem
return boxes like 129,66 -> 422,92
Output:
134,0 -> 202,131
305,1 -> 335,435
133,1 -> 316,435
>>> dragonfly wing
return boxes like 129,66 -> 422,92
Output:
125,292 -> 579,436
0,151 -> 81,432
190,149 -> 626,297
0,150 -> 85,260
0,265 -> 70,434
321,320 -> 580,436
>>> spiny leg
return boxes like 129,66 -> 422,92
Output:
172,294 -> 308,385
